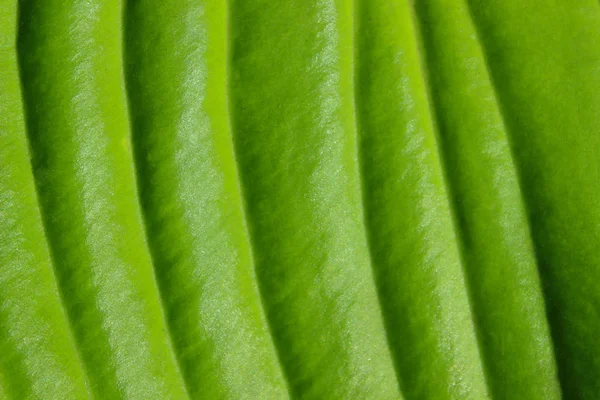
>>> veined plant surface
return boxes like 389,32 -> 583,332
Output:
1,0 -> 600,399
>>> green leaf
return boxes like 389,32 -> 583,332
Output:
1,0 -> 599,399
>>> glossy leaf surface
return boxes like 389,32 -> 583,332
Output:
1,0 -> 599,399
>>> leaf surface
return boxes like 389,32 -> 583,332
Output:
0,0 -> 599,399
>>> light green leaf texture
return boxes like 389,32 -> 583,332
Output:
1,0 -> 600,399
